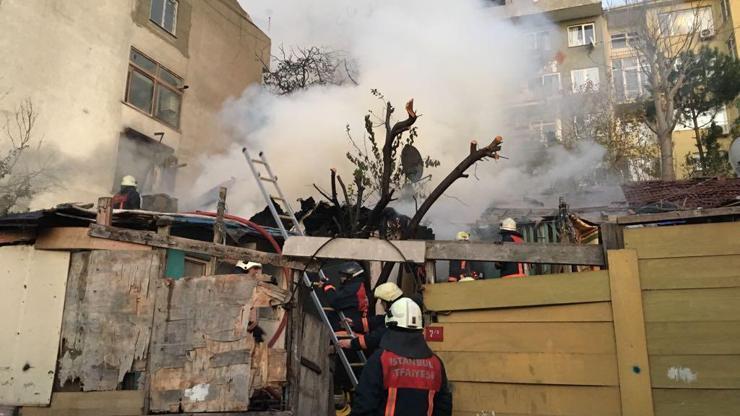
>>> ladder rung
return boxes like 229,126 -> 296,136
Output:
350,363 -> 365,367
336,335 -> 354,340
270,196 -> 285,201
251,159 -> 266,165
259,176 -> 277,183
322,306 -> 335,312
278,214 -> 293,220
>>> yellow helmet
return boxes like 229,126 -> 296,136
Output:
456,231 -> 470,241
374,282 -> 403,302
121,175 -> 137,187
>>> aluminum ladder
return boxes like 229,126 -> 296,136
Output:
242,147 -> 366,387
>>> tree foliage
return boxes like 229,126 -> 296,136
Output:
675,47 -> 740,171
344,89 -> 440,204
561,82 -> 660,181
683,123 -> 733,178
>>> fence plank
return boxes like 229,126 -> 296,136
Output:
436,302 -> 613,323
646,322 -> 740,355
643,288 -> 740,322
451,382 -> 621,416
607,249 -> 654,416
36,227 -> 150,251
653,388 -> 740,416
424,271 -> 610,312
428,322 -> 616,354
624,222 -> 740,259
437,351 -> 618,386
426,240 -> 605,265
650,355 -> 740,389
639,256 -> 740,290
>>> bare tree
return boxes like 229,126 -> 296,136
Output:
0,99 -> 51,215
625,0 -> 709,180
260,45 -> 358,95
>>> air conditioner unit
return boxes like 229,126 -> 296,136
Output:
700,28 -> 715,40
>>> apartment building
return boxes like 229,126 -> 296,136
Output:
607,0 -> 739,177
0,0 -> 270,208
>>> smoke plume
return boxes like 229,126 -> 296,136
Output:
186,0 -> 607,238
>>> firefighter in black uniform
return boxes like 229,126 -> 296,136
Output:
339,282 -> 404,353
111,175 -> 142,209
448,231 -> 475,282
322,262 -> 370,334
351,298 -> 452,416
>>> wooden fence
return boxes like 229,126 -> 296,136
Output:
423,221 -> 740,416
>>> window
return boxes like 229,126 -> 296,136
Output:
541,73 -> 561,95
527,31 -> 551,51
150,0 -> 178,34
677,106 -> 729,131
611,32 -> 638,49
570,67 -> 600,92
530,120 -> 562,143
567,23 -> 595,47
612,57 -> 644,101
126,48 -> 183,128
659,7 -> 713,36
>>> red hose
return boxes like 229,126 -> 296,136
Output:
187,210 -> 289,347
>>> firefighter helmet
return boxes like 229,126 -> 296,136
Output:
385,297 -> 423,330
500,217 -> 517,232
121,175 -> 137,187
374,282 -> 403,302
236,261 -> 262,271
339,262 -> 363,278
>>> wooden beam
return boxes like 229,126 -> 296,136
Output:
88,224 -> 317,271
423,270 -> 610,312
617,206 -> 740,225
207,187 -> 228,275
607,249 -> 655,416
283,236 -> 426,263
425,240 -> 605,265
96,197 -> 112,226
35,227 -> 150,251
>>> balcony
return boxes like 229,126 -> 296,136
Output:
492,0 -> 603,22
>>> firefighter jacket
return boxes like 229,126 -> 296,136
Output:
349,314 -> 387,352
499,230 -> 526,278
351,329 -> 452,416
111,187 -> 142,210
324,276 -> 370,333
447,259 -> 473,282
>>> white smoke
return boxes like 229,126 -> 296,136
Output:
185,0 -> 606,238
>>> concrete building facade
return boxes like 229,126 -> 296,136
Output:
0,0 -> 269,209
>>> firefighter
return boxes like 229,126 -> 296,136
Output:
351,298 -> 452,416
111,175 -> 141,209
322,262 -> 370,334
234,260 -> 262,277
497,217 -> 527,278
339,282 -> 404,353
448,231 -> 473,282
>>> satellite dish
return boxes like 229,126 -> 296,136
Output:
401,145 -> 423,182
730,137 -> 740,176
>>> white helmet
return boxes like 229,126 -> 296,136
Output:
500,217 -> 517,232
121,175 -> 137,187
385,298 -> 423,330
374,282 -> 403,302
236,261 -> 262,271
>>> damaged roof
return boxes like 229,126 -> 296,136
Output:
622,177 -> 740,212
0,204 -> 287,245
